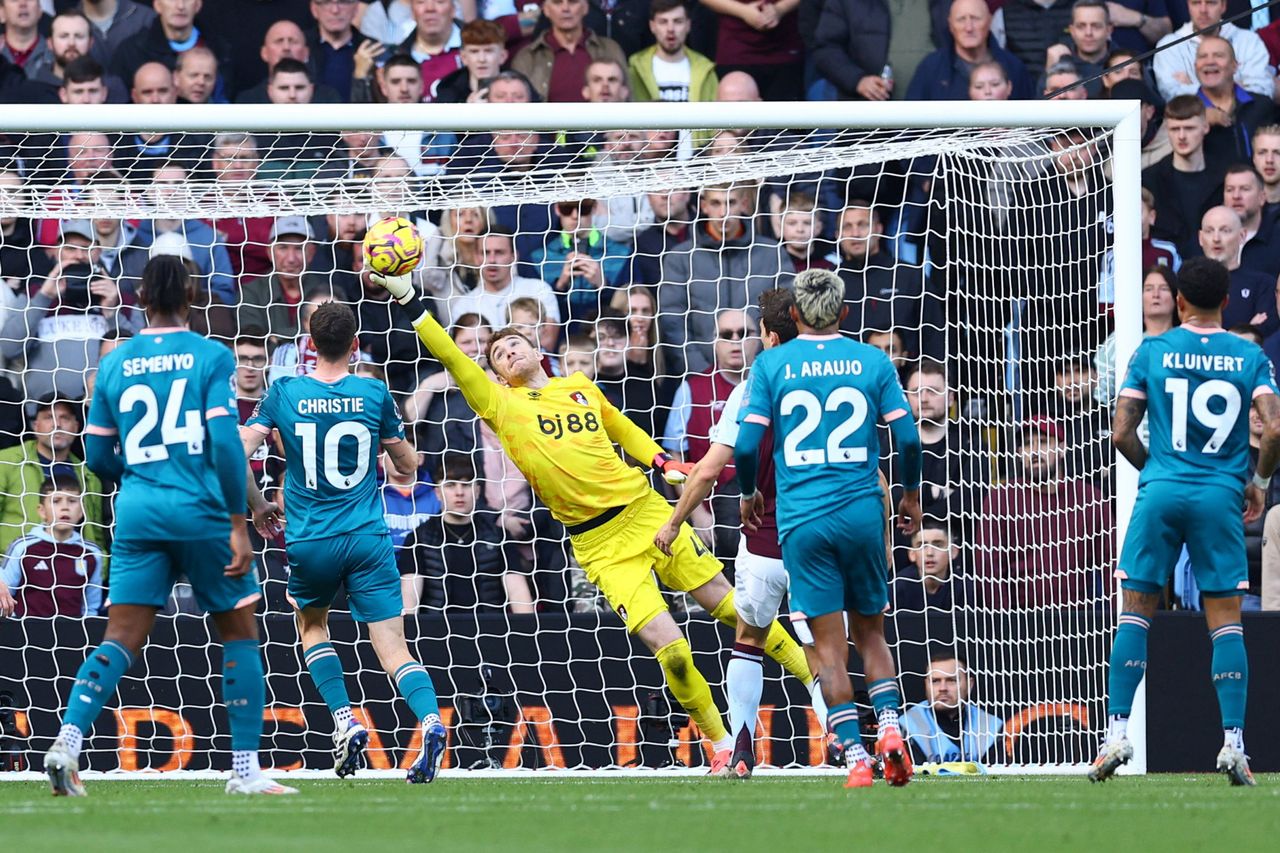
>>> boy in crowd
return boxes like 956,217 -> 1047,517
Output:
0,475 -> 104,618
775,191 -> 832,273
892,522 -> 972,613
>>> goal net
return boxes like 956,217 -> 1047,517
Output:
0,102 -> 1139,775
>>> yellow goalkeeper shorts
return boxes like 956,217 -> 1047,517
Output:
570,489 -> 723,633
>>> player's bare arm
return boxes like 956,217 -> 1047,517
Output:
240,425 -> 284,538
1112,396 -> 1149,471
383,437 -> 418,477
656,442 -> 733,555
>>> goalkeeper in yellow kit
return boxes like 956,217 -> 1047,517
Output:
369,268 -> 815,773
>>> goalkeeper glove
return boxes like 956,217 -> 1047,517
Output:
654,452 -> 695,485
366,266 -> 416,306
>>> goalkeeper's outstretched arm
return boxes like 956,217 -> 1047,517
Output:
370,270 -> 497,418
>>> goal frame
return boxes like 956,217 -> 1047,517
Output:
0,100 -> 1145,779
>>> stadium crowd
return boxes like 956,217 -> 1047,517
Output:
1,0 -> 1280,634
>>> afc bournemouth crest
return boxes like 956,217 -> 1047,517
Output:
570,391 -> 590,406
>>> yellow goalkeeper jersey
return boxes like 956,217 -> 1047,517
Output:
411,311 -> 664,527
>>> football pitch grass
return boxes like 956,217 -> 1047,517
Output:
4,774 -> 1278,852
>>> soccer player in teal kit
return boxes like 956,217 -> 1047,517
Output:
734,269 -> 923,788
44,256 -> 294,796
1091,257 -> 1280,786
242,302 -> 446,782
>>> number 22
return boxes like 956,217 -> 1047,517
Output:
780,387 -> 868,467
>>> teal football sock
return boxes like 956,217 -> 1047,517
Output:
304,642 -> 352,717
1107,613 -> 1151,719
827,702 -> 862,749
62,640 -> 134,735
867,678 -> 901,725
1209,623 -> 1248,731
223,640 -> 265,752
393,662 -> 439,721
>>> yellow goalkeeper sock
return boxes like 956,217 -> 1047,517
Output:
710,591 -> 814,686
654,638 -> 728,746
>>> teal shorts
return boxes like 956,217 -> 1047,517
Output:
108,537 -> 260,614
1118,483 -> 1248,597
781,493 -> 887,618
286,533 -> 401,622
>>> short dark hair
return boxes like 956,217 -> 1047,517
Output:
309,302 -> 358,361
450,312 -> 491,340
481,69 -> 538,101
1224,161 -> 1264,189
62,56 -> 104,85
1176,256 -> 1230,311
843,198 -> 881,226
436,451 -> 477,484
594,309 -> 628,342
649,0 -> 689,18
1165,93 -> 1206,121
907,357 -> 948,386
927,645 -> 967,671
383,53 -> 421,75
485,327 -> 537,368
758,288 -> 797,343
1229,324 -> 1264,345
1071,0 -> 1109,22
40,474 -> 83,498
270,57 -> 312,82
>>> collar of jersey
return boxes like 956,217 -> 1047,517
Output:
797,333 -> 841,341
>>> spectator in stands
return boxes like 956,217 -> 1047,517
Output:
238,216 -> 325,343
26,10 -> 126,102
512,0 -> 626,102
893,524 -> 974,613
434,19 -> 507,104
1152,0 -> 1270,102
209,132 -> 274,279
1198,206 -> 1279,338
119,62 -> 215,178
364,55 -> 457,176
419,205 -> 488,309
1143,95 -> 1224,253
117,164 -> 234,302
307,0 -> 360,101
774,190 -> 832,273
1197,36 -> 1275,164
0,397 -> 106,555
1042,61 -> 1087,100
403,314 -> 488,468
57,55 -> 109,105
1110,78 -> 1170,168
505,296 -> 560,365
397,0 -> 462,101
975,419 -> 1112,609
968,60 -> 1013,100
0,169 -> 35,296
447,227 -> 561,331
2,221 -> 134,402
661,307 -> 757,564
1100,47 -> 1143,94
832,200 -> 937,360
1104,1 -> 1171,52
1253,124 -> 1280,209
901,650 -> 1004,765
1094,265 -> 1178,406
399,452 -> 534,614
381,442 -> 440,550
625,189 -> 692,286
534,198 -> 628,324
172,44 -> 219,103
1142,187 -> 1181,270
629,0 -> 717,103
1050,355 -> 1111,482
254,61 -> 345,181
702,0 -> 803,100
865,329 -> 909,377
111,0 -> 234,97
658,184 -> 792,374
907,0 -> 1032,101
0,474 -> 104,617
610,285 -> 669,381
0,0 -> 47,71
1224,163 -> 1280,275
593,309 -> 667,445
237,20 -> 342,104
1043,0 -> 1115,98
812,0 -> 893,102
560,333 -> 596,379
79,1 -> 157,61
995,0 -> 1074,73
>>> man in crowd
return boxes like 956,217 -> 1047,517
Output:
25,10 -> 126,102
893,523 -> 973,613
628,0 -> 717,103
111,0 -> 234,96
446,228 -> 561,331
1153,0 -> 1271,102
306,0 -> 360,101
1253,124 -> 1280,210
659,184 -> 792,375
1043,0 -> 1115,98
238,216 -> 325,343
397,0 -> 462,101
901,650 -> 1004,765
907,0 -> 1032,101
997,0 -> 1073,72
1198,206 -> 1278,339
78,0 -> 156,61
512,0 -> 626,102
1223,163 -> 1280,275
1196,36 -> 1275,165
0,398 -> 106,555
1143,95 -> 1225,253
172,44 -> 219,103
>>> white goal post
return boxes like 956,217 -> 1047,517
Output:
0,100 -> 1143,778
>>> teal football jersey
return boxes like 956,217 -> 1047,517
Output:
739,334 -> 911,538
247,374 -> 405,542
1120,326 -> 1279,491
86,329 -> 238,541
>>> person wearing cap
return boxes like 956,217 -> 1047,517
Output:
117,163 -> 236,305
974,418 -> 1113,609
1109,78 -> 1170,168
237,215 -> 326,344
0,219 -> 134,402
0,397 -> 106,556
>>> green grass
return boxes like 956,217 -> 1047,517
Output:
4,775 -> 1278,853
